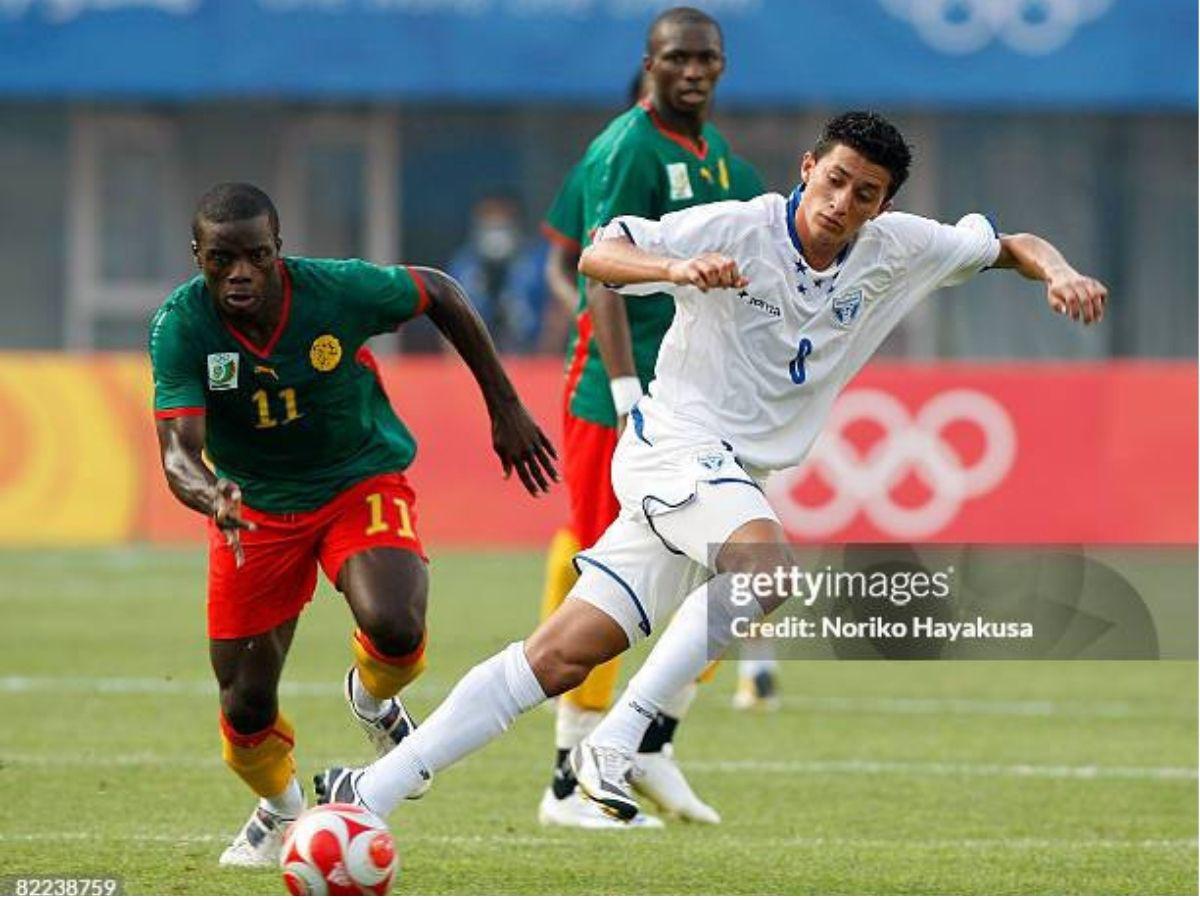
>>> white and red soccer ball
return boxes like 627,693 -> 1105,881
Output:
280,804 -> 397,896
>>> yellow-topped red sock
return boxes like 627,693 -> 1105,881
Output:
352,628 -> 427,701
219,711 -> 296,799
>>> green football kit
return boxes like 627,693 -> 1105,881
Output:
562,101 -> 765,428
149,257 -> 428,513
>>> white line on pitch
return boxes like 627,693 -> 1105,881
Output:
683,759 -> 1198,781
1,675 -> 1191,721
779,695 -> 1183,719
0,833 -> 1193,852
0,675 -> 445,699
2,751 -> 1193,782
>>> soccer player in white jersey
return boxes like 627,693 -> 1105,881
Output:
315,111 -> 1106,825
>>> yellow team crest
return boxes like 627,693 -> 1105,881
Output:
309,334 -> 342,372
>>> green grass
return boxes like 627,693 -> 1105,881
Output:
0,547 -> 1195,895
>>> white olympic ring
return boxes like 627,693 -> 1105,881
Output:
879,0 -> 1114,56
766,387 -> 1017,538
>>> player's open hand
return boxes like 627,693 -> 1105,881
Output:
491,403 -> 559,496
667,253 -> 749,292
212,478 -> 255,568
1047,270 -> 1107,325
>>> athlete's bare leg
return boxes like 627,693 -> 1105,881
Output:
525,598 -> 632,696
339,547 -> 428,658
337,548 -> 431,753
210,616 -> 299,735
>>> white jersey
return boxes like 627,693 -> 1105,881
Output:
597,189 -> 1000,473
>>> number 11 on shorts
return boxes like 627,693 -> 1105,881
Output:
364,492 -> 415,538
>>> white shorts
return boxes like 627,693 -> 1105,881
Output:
571,426 -> 779,645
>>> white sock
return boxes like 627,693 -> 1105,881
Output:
261,777 -> 305,818
357,641 -> 546,816
555,701 -> 603,751
351,668 -> 387,718
659,681 -> 698,721
590,573 -> 761,754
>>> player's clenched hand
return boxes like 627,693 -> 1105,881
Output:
491,403 -> 559,496
212,478 -> 255,568
1047,269 -> 1107,325
666,253 -> 748,292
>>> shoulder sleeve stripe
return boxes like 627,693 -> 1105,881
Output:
540,222 -> 582,253
405,266 -> 431,316
154,406 -> 205,420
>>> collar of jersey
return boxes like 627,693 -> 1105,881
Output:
639,99 -> 709,160
219,259 -> 293,359
786,184 -> 851,276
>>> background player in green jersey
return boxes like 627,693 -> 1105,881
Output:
537,6 -> 766,830
540,70 -> 648,353
148,182 -> 556,868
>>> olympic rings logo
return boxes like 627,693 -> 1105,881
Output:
767,388 -> 1017,539
879,0 -> 1114,56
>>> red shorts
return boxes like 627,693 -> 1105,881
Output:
207,472 -> 426,640
562,410 -> 620,549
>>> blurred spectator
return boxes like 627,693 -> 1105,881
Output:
447,194 -> 549,354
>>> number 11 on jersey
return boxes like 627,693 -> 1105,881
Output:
252,387 -> 303,429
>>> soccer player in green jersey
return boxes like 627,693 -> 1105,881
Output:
148,182 -> 556,867
537,6 -> 766,829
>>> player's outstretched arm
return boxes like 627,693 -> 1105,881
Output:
580,234 -> 748,293
155,416 -> 254,565
993,233 -> 1107,325
412,266 -> 559,496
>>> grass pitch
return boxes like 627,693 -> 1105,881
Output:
0,547 -> 1195,895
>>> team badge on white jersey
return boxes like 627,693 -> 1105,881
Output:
830,289 -> 864,328
207,352 -> 239,391
666,163 -> 694,201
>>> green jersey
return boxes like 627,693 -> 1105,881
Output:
564,102 -> 765,426
148,257 -> 427,513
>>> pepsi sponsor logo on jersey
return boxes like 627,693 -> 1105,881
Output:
207,352 -> 239,391
666,162 -> 694,201
830,289 -> 864,329
737,289 -> 781,319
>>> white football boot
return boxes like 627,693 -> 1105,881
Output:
344,668 -> 421,758
537,788 -> 664,829
631,743 -> 720,824
569,739 -> 640,822
218,803 -> 296,868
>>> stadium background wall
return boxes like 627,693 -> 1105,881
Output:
0,355 -> 1192,547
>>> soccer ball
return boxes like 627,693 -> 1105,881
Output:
280,804 -> 397,896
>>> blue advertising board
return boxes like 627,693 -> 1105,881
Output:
0,0 -> 1193,108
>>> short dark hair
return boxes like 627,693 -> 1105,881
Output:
192,182 -> 279,241
813,111 -> 912,201
646,6 -> 723,54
